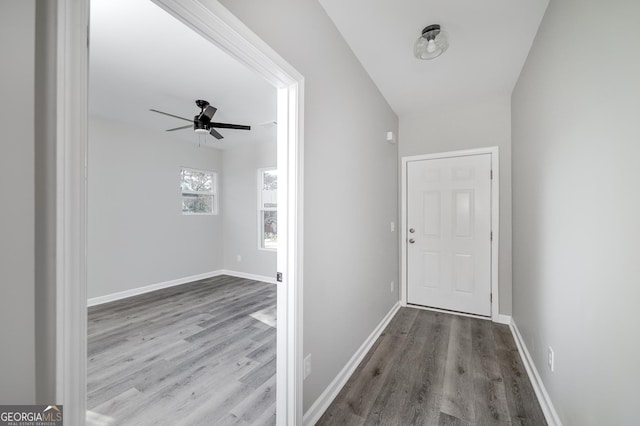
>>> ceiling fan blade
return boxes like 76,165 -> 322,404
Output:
210,121 -> 251,131
199,105 -> 217,122
166,125 -> 192,132
149,109 -> 192,122
209,128 -> 224,139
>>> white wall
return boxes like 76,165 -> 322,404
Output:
400,96 -> 513,314
222,140 -> 277,278
88,117 -> 224,298
218,0 -> 399,412
0,0 -> 36,403
511,0 -> 640,424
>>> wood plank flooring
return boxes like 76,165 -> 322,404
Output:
317,308 -> 546,426
87,275 -> 276,426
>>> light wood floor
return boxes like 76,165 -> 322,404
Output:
318,307 -> 547,426
87,275 -> 276,426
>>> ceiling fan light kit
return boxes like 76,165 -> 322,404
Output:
414,24 -> 449,60
150,99 -> 251,140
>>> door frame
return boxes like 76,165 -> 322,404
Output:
400,147 -> 500,321
56,0 -> 304,424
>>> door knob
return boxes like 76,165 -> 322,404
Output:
409,238 -> 415,244
409,228 -> 415,233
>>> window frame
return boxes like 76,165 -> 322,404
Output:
180,166 -> 218,215
258,167 -> 277,251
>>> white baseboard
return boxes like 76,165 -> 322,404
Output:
87,269 -> 276,307
218,269 -> 276,284
88,270 -> 225,306
303,302 -> 401,426
509,319 -> 562,426
494,314 -> 512,325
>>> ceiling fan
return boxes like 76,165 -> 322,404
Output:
150,99 -> 251,140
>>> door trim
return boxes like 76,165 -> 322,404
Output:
400,147 -> 500,321
56,0 -> 304,424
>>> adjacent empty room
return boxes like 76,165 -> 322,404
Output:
86,0 -> 279,423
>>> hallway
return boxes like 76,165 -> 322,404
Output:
318,308 -> 545,425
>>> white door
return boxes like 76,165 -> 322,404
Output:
406,154 -> 492,316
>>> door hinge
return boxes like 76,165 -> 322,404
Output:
490,293 -> 493,303
276,272 -> 283,283
490,170 -> 493,180
490,231 -> 493,241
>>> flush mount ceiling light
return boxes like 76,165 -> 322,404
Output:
414,24 -> 449,60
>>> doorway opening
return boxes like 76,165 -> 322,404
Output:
56,0 -> 304,424
87,1 -> 280,423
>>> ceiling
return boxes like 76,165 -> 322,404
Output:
90,0 -> 549,141
89,0 -> 277,150
317,0 -> 549,116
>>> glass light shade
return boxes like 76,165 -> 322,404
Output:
414,26 -> 449,60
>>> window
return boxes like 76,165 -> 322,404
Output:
259,168 -> 277,250
180,167 -> 218,215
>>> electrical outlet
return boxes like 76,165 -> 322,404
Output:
390,281 -> 395,293
390,221 -> 395,232
548,346 -> 554,372
304,354 -> 311,379
236,255 -> 242,262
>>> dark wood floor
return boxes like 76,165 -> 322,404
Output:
317,308 -> 546,426
87,275 -> 276,426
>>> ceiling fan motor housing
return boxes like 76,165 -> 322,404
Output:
194,115 -> 209,129
193,118 -> 209,134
